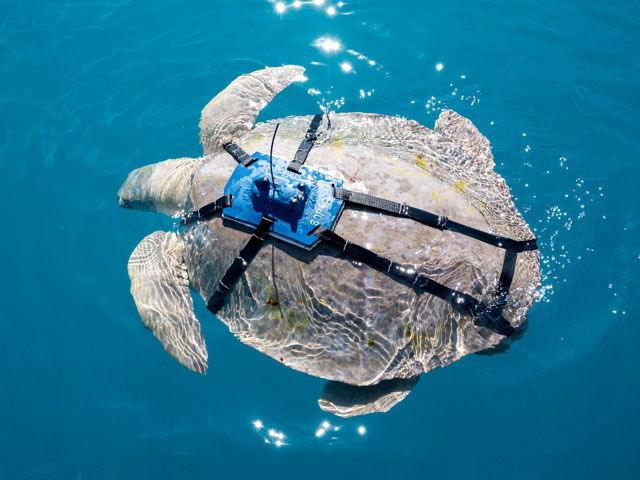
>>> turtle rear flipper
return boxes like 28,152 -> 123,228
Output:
318,377 -> 419,417
128,231 -> 208,374
199,65 -> 306,154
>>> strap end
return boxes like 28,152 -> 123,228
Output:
309,224 -> 328,237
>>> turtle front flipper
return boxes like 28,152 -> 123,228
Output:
118,157 -> 202,216
199,65 -> 306,154
318,377 -> 420,418
128,231 -> 208,374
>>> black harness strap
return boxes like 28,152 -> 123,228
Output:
207,216 -> 275,314
311,225 -> 515,336
180,194 -> 233,227
330,188 -> 540,336
334,187 -> 537,253
287,113 -> 324,173
223,142 -> 258,167
497,248 -> 518,296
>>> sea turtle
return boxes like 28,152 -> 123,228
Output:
118,65 -> 540,417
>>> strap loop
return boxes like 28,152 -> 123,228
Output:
287,113 -> 324,173
180,194 -> 233,227
223,142 -> 258,167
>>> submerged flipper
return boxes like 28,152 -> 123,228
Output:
118,157 -> 202,216
128,231 -> 208,374
318,377 -> 420,417
199,65 -> 306,154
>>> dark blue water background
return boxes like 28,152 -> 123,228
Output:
1,0 -> 639,478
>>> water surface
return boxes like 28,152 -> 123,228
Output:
1,0 -> 638,478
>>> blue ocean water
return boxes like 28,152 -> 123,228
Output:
1,0 -> 639,478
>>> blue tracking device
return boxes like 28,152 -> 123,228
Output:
222,152 -> 345,250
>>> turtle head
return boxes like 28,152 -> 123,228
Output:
118,157 -> 202,216
118,167 -> 151,211
118,164 -> 158,211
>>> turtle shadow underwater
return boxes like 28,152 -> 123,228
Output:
118,65 -> 540,417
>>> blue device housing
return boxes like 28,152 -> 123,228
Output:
222,152 -> 344,250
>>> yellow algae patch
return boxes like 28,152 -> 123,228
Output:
329,135 -> 345,149
470,200 -> 489,213
405,324 -> 413,340
406,323 -> 443,349
414,154 -> 438,170
431,191 -> 441,202
454,181 -> 466,195
245,134 -> 265,147
286,311 -> 308,330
